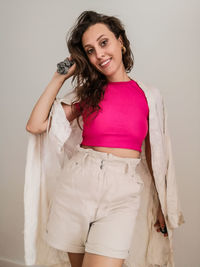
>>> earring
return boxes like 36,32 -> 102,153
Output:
122,46 -> 126,54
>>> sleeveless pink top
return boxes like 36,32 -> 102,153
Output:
74,79 -> 149,152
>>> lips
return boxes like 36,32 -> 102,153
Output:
99,58 -> 112,67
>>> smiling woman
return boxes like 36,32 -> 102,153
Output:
65,12 -> 134,131
25,9 -> 184,267
81,23 -> 124,76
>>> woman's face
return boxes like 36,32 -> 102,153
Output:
82,23 -> 125,80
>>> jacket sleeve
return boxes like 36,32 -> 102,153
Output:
24,133 -> 43,265
41,97 -> 73,178
46,90 -> 77,148
47,98 -> 72,149
163,98 -> 185,229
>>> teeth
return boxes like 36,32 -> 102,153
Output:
100,58 -> 111,66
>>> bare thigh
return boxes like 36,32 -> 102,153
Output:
82,252 -> 125,267
68,252 -> 85,267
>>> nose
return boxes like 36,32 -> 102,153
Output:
95,47 -> 105,60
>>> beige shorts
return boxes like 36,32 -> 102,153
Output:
43,144 -> 144,259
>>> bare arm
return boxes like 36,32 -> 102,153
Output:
145,123 -> 168,235
145,131 -> 155,185
61,103 -> 80,123
26,58 -> 76,134
145,123 -> 161,206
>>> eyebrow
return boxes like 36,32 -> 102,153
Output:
84,34 -> 106,48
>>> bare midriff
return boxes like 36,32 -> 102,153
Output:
80,144 -> 141,159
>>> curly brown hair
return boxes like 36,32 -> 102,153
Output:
66,10 -> 134,129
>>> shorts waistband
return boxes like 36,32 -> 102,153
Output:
75,144 -> 141,167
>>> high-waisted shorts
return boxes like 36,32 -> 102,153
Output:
43,143 -> 144,259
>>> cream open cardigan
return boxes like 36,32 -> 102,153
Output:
24,80 -> 185,267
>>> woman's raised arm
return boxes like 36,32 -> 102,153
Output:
26,58 -> 76,134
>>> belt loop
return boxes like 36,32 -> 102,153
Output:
129,161 -> 136,177
124,162 -> 129,174
100,159 -> 104,169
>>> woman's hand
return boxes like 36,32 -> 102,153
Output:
154,203 -> 168,237
55,55 -> 77,81
64,55 -> 77,78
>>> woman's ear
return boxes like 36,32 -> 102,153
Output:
118,35 -> 123,46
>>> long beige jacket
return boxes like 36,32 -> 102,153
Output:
24,80 -> 185,267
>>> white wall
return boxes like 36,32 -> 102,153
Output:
0,0 -> 199,266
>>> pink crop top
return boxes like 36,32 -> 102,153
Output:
74,79 -> 149,152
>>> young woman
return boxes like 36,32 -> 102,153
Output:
26,10 -> 175,267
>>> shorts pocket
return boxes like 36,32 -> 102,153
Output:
128,172 -> 144,195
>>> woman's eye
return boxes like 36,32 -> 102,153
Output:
86,40 -> 108,55
87,49 -> 93,54
101,39 -> 108,46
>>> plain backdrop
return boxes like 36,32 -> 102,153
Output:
0,0 -> 199,267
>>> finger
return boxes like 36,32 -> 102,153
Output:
162,230 -> 168,237
154,224 -> 160,231
66,55 -> 72,61
154,220 -> 159,227
155,224 -> 161,232
160,218 -> 165,223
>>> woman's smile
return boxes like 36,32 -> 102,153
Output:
99,57 -> 112,68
